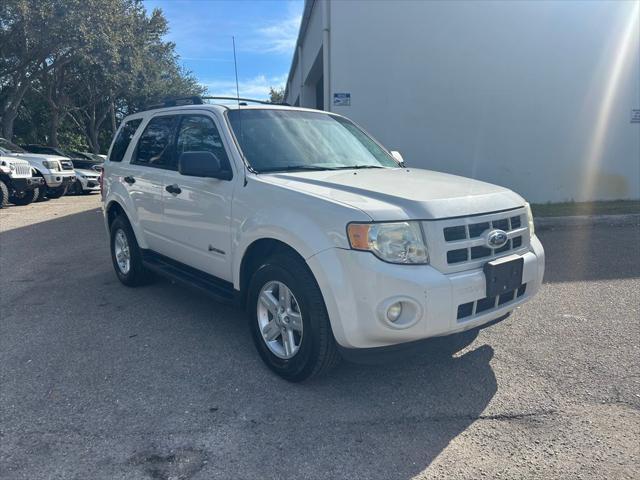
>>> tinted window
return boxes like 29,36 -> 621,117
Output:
134,116 -> 178,168
176,115 -> 231,171
110,118 -> 142,163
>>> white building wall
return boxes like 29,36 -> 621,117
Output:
289,0 -> 640,203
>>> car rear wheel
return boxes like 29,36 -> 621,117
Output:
109,215 -> 154,287
46,185 -> 68,199
247,252 -> 341,382
9,187 -> 39,206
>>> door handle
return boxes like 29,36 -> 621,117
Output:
165,184 -> 182,195
123,176 -> 135,185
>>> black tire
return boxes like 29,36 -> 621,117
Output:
109,215 -> 154,287
46,185 -> 68,199
0,180 -> 8,208
247,252 -> 341,382
36,188 -> 48,201
9,187 -> 39,206
73,180 -> 84,195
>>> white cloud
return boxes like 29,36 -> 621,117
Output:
202,74 -> 288,100
245,13 -> 302,55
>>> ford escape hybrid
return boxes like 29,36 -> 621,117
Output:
102,97 -> 544,382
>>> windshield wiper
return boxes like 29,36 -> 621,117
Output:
258,165 -> 338,173
330,165 -> 386,170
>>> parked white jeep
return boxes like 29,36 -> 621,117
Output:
0,149 -> 45,207
102,99 -> 544,381
0,138 -> 76,199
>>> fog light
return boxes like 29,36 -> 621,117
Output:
386,302 -> 403,322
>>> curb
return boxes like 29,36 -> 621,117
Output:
535,213 -> 640,230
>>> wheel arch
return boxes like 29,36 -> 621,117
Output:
238,238 -> 311,305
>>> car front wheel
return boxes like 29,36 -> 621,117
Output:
9,187 -> 39,206
247,252 -> 340,382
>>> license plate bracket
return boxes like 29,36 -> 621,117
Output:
484,255 -> 523,298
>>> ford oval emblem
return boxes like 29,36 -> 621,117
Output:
486,229 -> 509,249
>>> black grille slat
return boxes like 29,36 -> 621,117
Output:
476,297 -> 496,313
471,246 -> 492,259
469,222 -> 490,238
457,302 -> 474,319
512,236 -> 522,248
447,249 -> 469,264
494,239 -> 512,254
510,216 -> 522,229
492,218 -> 509,231
498,290 -> 515,305
444,226 -> 467,242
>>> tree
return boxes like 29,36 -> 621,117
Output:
2,0 -> 205,152
268,87 -> 285,104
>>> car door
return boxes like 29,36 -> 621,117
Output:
159,112 -> 236,281
123,114 -> 178,253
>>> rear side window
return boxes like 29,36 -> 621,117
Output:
110,119 -> 142,163
133,116 -> 178,168
176,115 -> 231,171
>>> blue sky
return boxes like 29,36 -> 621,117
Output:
143,0 -> 303,99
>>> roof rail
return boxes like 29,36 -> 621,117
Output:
145,96 -> 204,110
201,96 -> 289,106
144,95 -> 289,112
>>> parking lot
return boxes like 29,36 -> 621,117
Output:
0,196 -> 638,479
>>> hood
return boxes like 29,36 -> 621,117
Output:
262,168 -> 525,220
75,168 -> 100,177
12,153 -> 69,164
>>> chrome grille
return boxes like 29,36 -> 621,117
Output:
13,162 -> 32,176
60,160 -> 74,170
422,207 -> 530,274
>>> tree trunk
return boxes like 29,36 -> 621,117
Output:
49,109 -> 60,147
0,73 -> 31,141
2,110 -> 18,140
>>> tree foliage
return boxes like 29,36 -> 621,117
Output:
1,0 -> 204,152
268,87 -> 285,104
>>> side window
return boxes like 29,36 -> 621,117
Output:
109,118 -> 142,163
176,115 -> 231,171
133,116 -> 178,169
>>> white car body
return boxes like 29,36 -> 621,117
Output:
103,104 -> 544,354
13,152 -> 76,189
73,168 -> 101,193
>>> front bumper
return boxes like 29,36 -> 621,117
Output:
307,236 -> 545,350
43,173 -> 76,188
10,177 -> 44,191
77,176 -> 100,191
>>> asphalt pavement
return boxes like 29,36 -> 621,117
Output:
1,196 -> 638,479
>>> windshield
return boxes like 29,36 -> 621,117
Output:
0,138 -> 26,153
227,109 -> 399,172
72,159 -> 102,169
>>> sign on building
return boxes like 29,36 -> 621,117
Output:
333,93 -> 351,106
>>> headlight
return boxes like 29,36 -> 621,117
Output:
43,160 -> 60,171
525,202 -> 535,237
347,221 -> 428,264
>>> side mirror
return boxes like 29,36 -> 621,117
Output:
178,151 -> 232,180
390,150 -> 405,166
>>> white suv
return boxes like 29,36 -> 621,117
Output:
102,98 -> 544,381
